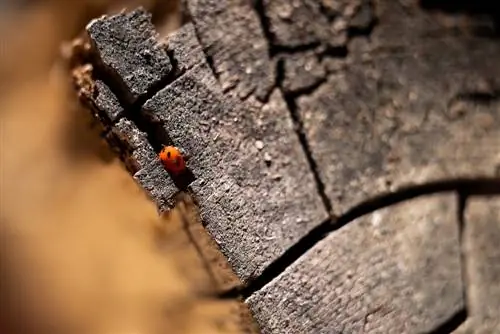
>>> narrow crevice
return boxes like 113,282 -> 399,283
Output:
127,50 -> 183,152
204,53 -> 218,81
176,15 -> 225,98
252,0 -> 335,218
347,0 -> 378,39
87,45 -> 197,188
253,0 -> 345,58
319,45 -> 349,59
252,0 -> 282,96
218,177 -> 500,299
347,20 -> 378,39
277,59 -> 334,216
424,308 -> 467,334
88,47 -> 182,153
455,192 -> 470,333
85,40 -> 135,106
218,216 -> 335,299
272,42 -> 323,56
454,90 -> 500,104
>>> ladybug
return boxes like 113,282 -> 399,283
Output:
159,146 -> 186,174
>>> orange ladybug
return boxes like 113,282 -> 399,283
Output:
159,146 -> 186,174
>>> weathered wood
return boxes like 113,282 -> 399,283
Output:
183,0 -> 275,100
76,3 -> 500,333
454,198 -> 500,333
93,79 -> 124,123
295,3 -> 500,215
247,194 -> 464,333
86,8 -> 172,104
164,22 -> 205,76
84,8 -> 328,284
262,0 -> 370,48
109,118 -> 178,212
142,61 -> 327,282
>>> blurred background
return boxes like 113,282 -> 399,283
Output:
0,1 -> 250,334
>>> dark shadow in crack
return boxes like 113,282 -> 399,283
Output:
424,308 -> 467,334
219,177 -> 500,300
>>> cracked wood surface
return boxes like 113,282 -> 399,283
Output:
72,1 -> 500,333
81,10 -> 327,283
247,194 -> 463,334
86,8 -> 173,104
295,2 -> 500,215
141,63 -> 327,282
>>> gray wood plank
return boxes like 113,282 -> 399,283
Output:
76,3 -> 500,333
142,62 -> 328,282
93,80 -> 124,123
247,194 -> 464,334
184,0 -> 275,100
86,8 -> 172,105
84,9 -> 328,282
163,22 -> 205,76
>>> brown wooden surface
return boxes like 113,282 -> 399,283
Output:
62,0 -> 500,333
0,1 -> 259,334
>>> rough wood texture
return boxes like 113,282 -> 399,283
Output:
247,194 -> 464,334
86,8 -> 172,104
76,2 -> 500,333
298,57 -> 500,214
292,1 -> 500,215
183,0 -> 275,100
164,22 -> 205,76
93,79 -> 124,123
454,198 -> 500,333
262,0 -> 371,48
109,118 -> 178,212
83,7 -> 327,285
142,61 -> 327,282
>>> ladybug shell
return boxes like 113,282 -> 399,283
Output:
159,146 -> 186,174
